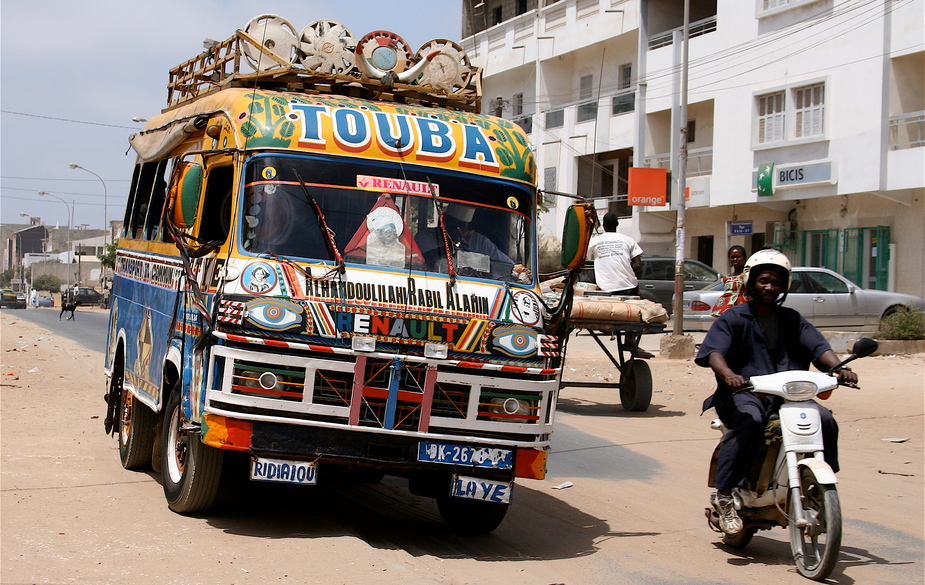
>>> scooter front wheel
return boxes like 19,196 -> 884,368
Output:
789,466 -> 842,580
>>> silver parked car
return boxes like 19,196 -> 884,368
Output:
681,267 -> 925,331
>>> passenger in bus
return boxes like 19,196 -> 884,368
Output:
368,214 -> 406,268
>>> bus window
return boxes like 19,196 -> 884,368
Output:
127,162 -> 159,239
123,164 -> 142,237
197,166 -> 233,245
143,159 -> 171,241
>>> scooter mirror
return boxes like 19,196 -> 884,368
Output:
851,337 -> 878,358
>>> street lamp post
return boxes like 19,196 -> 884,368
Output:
38,191 -> 72,289
68,163 -> 108,245
69,163 -> 109,288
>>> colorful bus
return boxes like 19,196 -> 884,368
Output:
103,16 -> 591,532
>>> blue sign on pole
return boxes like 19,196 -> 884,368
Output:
730,221 -> 753,235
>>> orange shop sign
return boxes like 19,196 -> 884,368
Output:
628,167 -> 668,206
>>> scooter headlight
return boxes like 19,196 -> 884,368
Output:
783,381 -> 817,400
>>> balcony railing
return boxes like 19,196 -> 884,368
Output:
645,147 -> 713,177
889,111 -> 925,150
648,16 -> 717,50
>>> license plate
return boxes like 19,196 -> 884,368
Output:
250,456 -> 318,485
450,474 -> 512,504
417,442 -> 513,470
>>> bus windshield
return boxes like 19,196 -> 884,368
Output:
240,155 -> 534,282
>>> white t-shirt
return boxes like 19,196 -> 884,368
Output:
587,231 -> 643,292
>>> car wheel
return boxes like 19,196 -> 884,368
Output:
881,305 -> 903,319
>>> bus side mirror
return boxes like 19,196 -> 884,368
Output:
560,203 -> 595,269
169,162 -> 204,229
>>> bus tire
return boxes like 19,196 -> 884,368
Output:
161,385 -> 224,514
118,374 -> 156,470
436,496 -> 508,534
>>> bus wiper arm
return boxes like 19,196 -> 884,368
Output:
427,177 -> 456,286
294,170 -> 345,274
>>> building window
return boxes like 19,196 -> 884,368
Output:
794,83 -> 824,139
516,0 -> 528,15
619,64 -> 632,90
757,91 -> 785,144
515,116 -> 533,134
493,5 -> 503,25
579,75 -> 593,101
543,167 -> 557,207
763,0 -> 790,9
546,109 -> 564,128
513,93 -> 524,117
612,93 -> 635,115
686,120 -> 696,143
577,75 -> 596,122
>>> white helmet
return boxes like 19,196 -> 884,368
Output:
743,249 -> 792,304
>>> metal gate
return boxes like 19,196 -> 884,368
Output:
843,226 -> 891,290
774,229 -> 839,271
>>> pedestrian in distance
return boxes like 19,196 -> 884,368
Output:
587,212 -> 653,358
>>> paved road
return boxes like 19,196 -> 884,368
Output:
2,306 -> 110,353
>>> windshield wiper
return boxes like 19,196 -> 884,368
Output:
427,177 -> 456,286
294,170 -> 345,275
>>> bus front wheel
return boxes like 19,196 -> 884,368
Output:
161,385 -> 224,514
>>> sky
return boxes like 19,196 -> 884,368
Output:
0,1 -> 462,231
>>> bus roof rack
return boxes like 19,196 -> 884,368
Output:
166,19 -> 482,113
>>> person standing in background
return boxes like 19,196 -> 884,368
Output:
711,245 -> 748,317
587,212 -> 653,358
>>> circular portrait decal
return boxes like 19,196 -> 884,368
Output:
511,291 -> 541,326
242,262 -> 277,294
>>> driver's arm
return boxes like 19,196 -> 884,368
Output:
816,349 -> 859,386
707,352 -> 747,390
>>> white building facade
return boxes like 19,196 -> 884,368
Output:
461,0 -> 924,298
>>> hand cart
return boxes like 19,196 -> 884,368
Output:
560,319 -> 666,412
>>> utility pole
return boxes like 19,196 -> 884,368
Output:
671,0 -> 690,336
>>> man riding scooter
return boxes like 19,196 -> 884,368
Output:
695,249 -> 858,535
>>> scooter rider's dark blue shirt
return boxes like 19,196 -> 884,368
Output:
696,301 -> 832,406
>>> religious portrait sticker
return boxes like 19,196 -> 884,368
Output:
242,262 -> 277,294
511,291 -> 541,326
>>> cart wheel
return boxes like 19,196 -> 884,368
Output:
620,360 -> 652,412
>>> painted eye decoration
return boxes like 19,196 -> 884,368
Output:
245,299 -> 304,332
491,326 -> 537,358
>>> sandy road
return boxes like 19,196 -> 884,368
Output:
1,313 -> 922,584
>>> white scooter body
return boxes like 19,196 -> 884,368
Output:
723,370 -> 838,511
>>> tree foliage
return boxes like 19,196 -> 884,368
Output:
33,274 -> 62,292
98,240 -> 118,269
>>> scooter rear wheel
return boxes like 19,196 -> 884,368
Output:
789,466 -> 841,581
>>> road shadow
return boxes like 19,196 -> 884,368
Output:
712,531 -> 921,584
555,395 -> 686,418
203,470 -> 619,562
